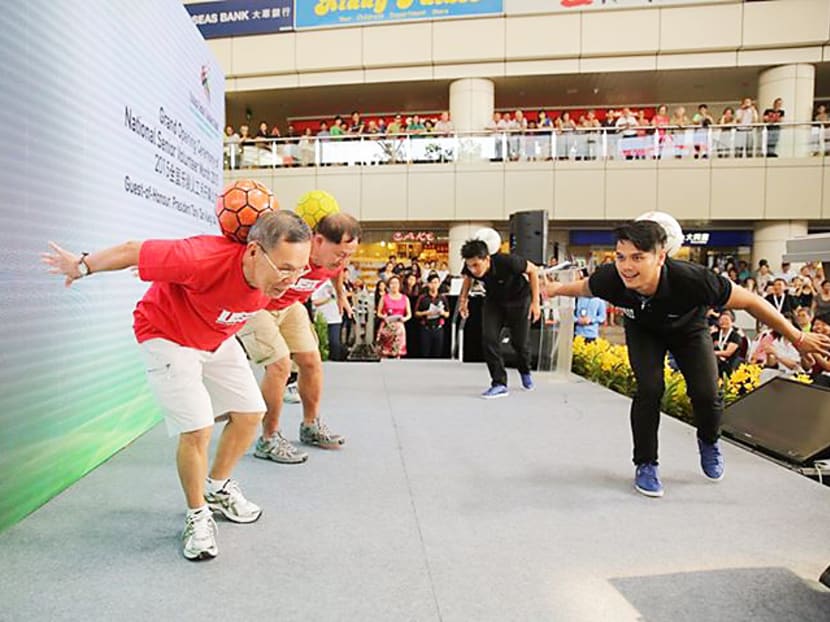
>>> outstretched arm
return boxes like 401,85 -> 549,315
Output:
544,275 -> 593,299
726,284 -> 830,357
41,241 -> 142,287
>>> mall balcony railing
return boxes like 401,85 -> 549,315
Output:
224,122 -> 830,170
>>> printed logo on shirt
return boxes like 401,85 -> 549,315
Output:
216,310 -> 259,325
290,277 -> 324,292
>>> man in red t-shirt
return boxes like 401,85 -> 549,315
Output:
237,212 -> 361,465
42,211 -> 311,561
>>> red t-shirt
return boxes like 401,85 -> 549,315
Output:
133,236 -> 270,351
266,262 -> 341,311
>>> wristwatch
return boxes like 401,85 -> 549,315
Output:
77,252 -> 91,278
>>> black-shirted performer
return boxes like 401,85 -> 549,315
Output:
459,240 -> 541,399
545,220 -> 830,497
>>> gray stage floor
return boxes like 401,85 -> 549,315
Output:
2,360 -> 830,622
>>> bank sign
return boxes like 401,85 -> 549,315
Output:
186,0 -> 293,39
295,0 -> 504,29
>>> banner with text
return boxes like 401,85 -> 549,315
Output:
187,0 -> 293,38
512,0 -> 733,14
0,0 -> 224,532
295,0 -> 504,29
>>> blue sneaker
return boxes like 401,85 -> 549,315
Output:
520,373 -> 535,391
698,438 -> 724,481
481,385 -> 509,400
634,463 -> 664,497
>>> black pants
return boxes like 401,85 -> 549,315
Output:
482,298 -> 531,387
418,325 -> 445,358
327,323 -> 342,361
624,321 -> 722,465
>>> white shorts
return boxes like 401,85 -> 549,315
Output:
139,337 -> 266,436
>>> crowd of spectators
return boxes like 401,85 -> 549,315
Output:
312,248 -> 830,389
676,259 -> 828,385
224,99 -> 830,167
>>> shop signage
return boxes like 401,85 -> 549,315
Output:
295,0 -> 504,29
570,230 -> 753,248
186,0 -> 293,39
392,231 -> 436,243
538,0 -> 731,13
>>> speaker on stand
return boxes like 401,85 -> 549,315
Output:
509,209 -> 548,265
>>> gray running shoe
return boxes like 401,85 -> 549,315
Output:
254,432 -> 309,464
204,479 -> 262,524
182,511 -> 218,561
283,382 -> 301,404
299,418 -> 345,449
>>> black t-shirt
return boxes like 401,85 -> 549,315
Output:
764,292 -> 796,316
462,253 -> 529,305
415,293 -> 449,328
712,328 -> 742,360
588,259 -> 733,333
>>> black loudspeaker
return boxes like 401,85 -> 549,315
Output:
722,377 -> 830,464
509,210 -> 548,265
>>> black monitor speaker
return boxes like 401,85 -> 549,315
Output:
722,377 -> 830,464
509,210 -> 548,265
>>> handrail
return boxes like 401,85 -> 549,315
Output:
223,121 -> 829,169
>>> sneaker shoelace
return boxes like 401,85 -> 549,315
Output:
313,419 -> 336,440
221,479 -> 251,511
186,512 -> 216,541
274,432 -> 299,457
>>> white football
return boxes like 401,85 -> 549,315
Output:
635,211 -> 684,257
474,227 -> 502,255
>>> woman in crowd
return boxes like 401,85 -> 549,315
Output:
793,276 -> 815,310
378,261 -> 395,283
712,310 -> 742,377
376,275 -> 412,358
717,107 -> 736,156
814,280 -> 830,316
403,273 -> 422,357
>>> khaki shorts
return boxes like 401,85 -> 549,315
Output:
237,302 -> 318,366
139,337 -> 266,436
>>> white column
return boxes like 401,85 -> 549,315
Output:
752,220 -> 808,274
757,64 -> 814,157
449,78 -> 494,133
449,222 -> 491,276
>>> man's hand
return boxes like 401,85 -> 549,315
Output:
794,331 -> 830,357
458,299 -> 469,319
529,301 -> 541,323
41,242 -> 82,287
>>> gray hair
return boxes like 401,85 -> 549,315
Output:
248,210 -> 311,249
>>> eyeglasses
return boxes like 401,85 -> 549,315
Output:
257,244 -> 309,279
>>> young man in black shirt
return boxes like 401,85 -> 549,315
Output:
415,273 -> 451,358
546,220 -> 830,497
459,240 -> 541,399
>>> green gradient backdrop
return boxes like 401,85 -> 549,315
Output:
0,1 -> 224,531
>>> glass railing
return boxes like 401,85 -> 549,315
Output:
224,122 -> 830,170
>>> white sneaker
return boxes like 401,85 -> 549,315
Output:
182,510 -> 218,561
283,382 -> 301,404
254,431 -> 309,464
204,479 -> 262,524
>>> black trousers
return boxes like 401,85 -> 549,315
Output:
482,298 -> 531,387
624,321 -> 722,465
418,325 -> 445,358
